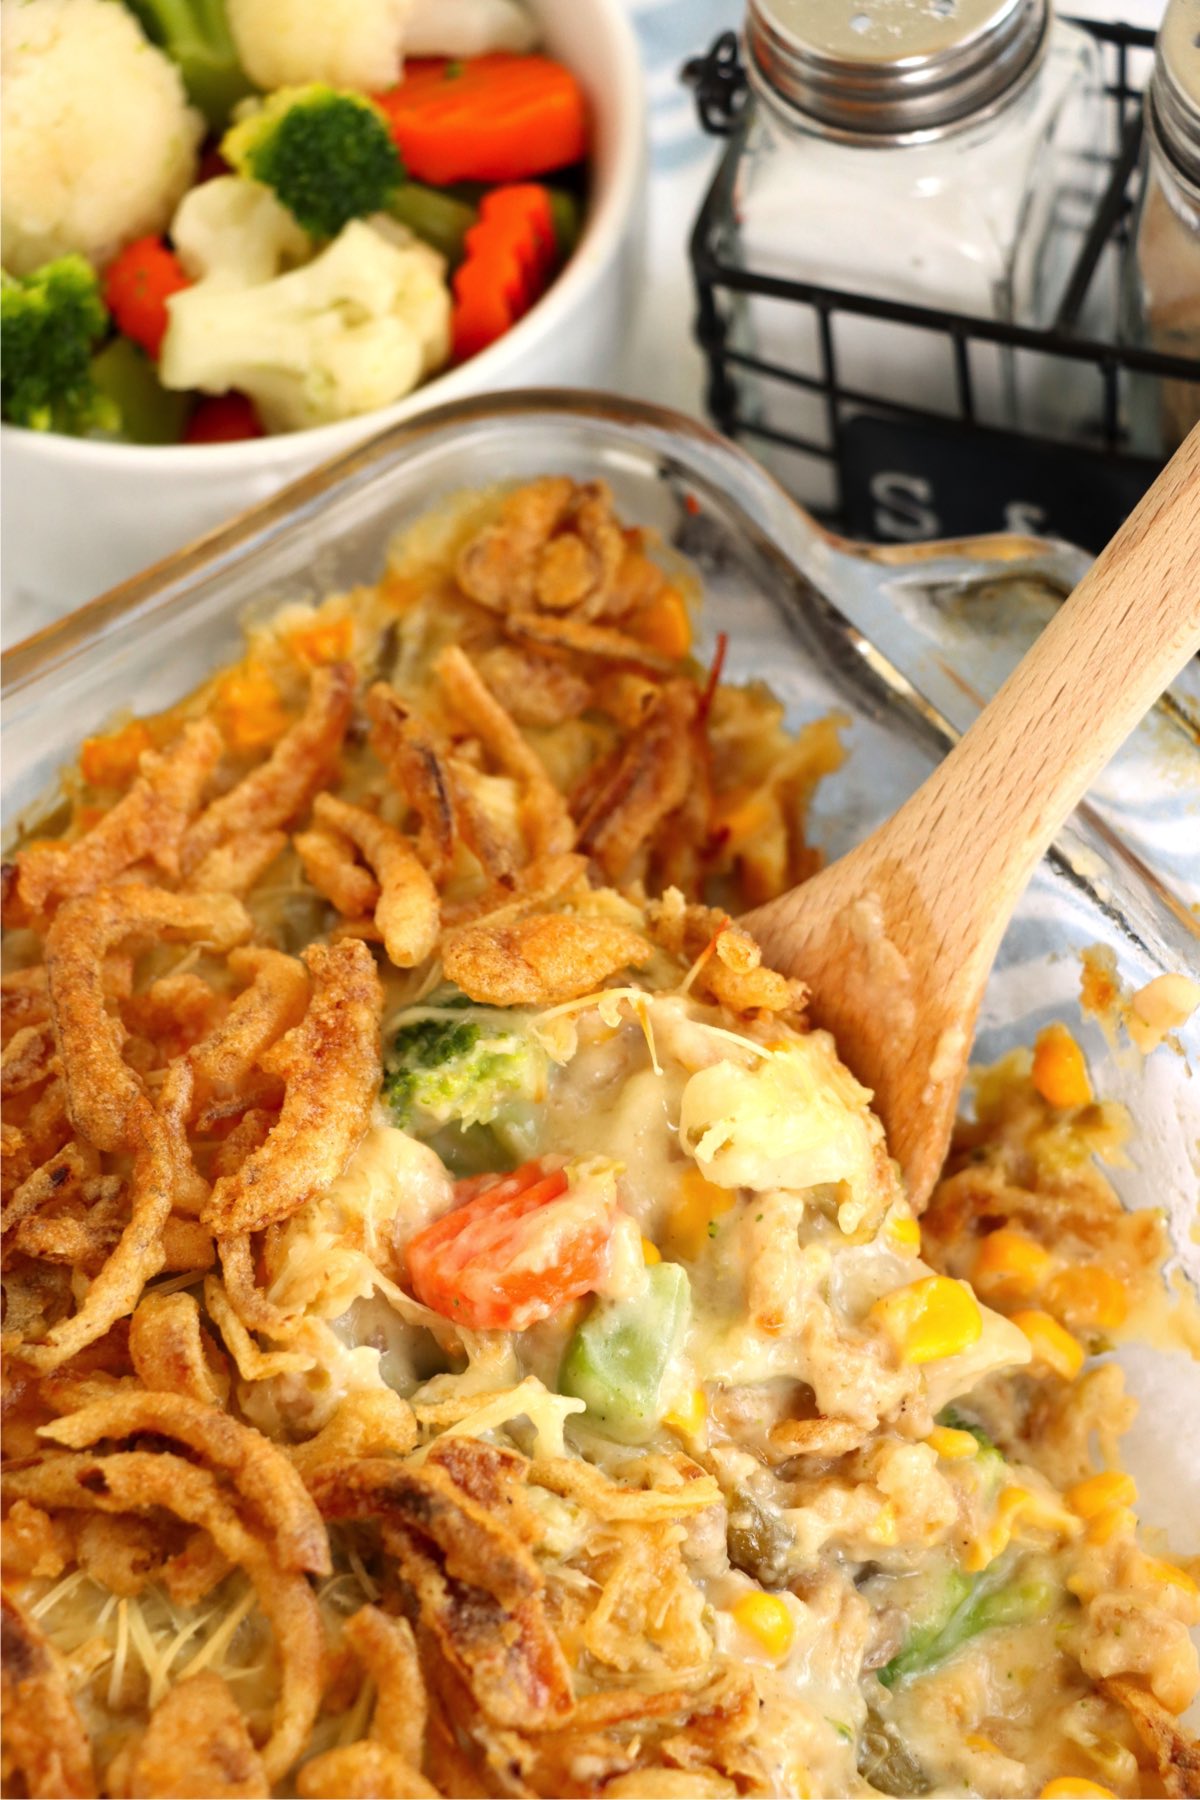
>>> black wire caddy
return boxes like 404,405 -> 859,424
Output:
684,21 -> 1200,551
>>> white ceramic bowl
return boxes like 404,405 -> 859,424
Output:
0,0 -> 645,639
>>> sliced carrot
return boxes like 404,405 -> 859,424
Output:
217,662 -> 289,754
451,184 -> 558,361
627,586 -> 692,659
80,719 -> 154,789
184,394 -> 264,444
407,1160 -> 615,1331
376,56 -> 588,185
103,236 -> 191,360
288,616 -> 355,667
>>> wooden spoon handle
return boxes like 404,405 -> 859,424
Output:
888,424 -> 1200,968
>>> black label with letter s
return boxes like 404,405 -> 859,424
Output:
840,413 -> 1160,551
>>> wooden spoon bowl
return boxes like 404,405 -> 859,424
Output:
744,427 -> 1200,1208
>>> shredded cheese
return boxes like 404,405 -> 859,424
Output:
409,1376 -> 585,1463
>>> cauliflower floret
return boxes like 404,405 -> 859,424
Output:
406,0 -> 538,56
679,1032 -> 900,1231
159,177 -> 451,432
226,0 -> 414,93
170,174 -> 311,287
0,0 -> 203,276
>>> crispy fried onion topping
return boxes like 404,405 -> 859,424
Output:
649,891 -> 807,1017
2,1451 -> 323,1781
510,1668 -> 762,1799
435,645 -> 574,858
183,829 -> 288,898
38,1389 -> 329,1575
443,911 -> 652,1008
456,477 -> 622,618
180,663 -> 355,873
474,643 -> 592,730
454,479 -> 677,665
368,683 -> 523,895
1,1590 -> 97,1798
14,721 -> 223,918
310,795 -> 438,969
188,946 -> 310,1124
296,1607 -> 436,1797
311,1449 -> 574,1730
1,1018 -> 56,1096
13,1061 -> 198,1371
107,1671 -> 269,1799
290,1390 -> 418,1482
575,680 -> 699,883
45,886 -> 251,1153
1103,1677 -> 1200,1798
293,824 -> 381,920
296,1742 -> 437,1798
128,1290 -> 231,1407
202,938 -> 382,1237
2,1139 -> 95,1244
211,1239 -> 304,1346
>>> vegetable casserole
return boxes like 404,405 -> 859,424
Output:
2,478 -> 1197,1800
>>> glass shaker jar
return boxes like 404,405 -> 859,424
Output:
1124,0 -> 1200,453
722,0 -> 1102,508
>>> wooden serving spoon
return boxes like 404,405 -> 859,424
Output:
744,426 -> 1200,1209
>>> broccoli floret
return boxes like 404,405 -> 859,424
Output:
1,258 -> 118,435
124,0 -> 256,130
223,86 -> 403,239
382,999 -> 547,1139
878,1566 -> 1054,1687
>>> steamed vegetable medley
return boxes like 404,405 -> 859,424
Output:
3,478 -> 1198,1798
0,0 -> 588,442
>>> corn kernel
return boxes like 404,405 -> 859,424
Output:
1044,1266 -> 1127,1332
965,1735 -> 1003,1756
973,1228 -> 1054,1306
965,1485 -> 1079,1570
1011,1310 -> 1086,1380
1039,1781 -> 1115,1798
868,1276 -> 983,1364
1141,1557 -> 1199,1597
965,1525 -> 1007,1572
732,1591 -> 795,1661
641,1237 -> 662,1266
1032,1024 -> 1094,1109
867,1504 -> 899,1546
1011,1486 -> 1081,1538
664,1388 -> 707,1436
1086,1506 -> 1137,1547
1067,1472 -> 1137,1519
666,1169 -> 735,1261
926,1426 -> 980,1461
786,1761 -> 812,1800
887,1216 -> 922,1255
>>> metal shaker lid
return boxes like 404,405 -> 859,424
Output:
1148,0 -> 1200,193
745,0 -> 1050,143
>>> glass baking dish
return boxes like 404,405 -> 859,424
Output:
3,390 -> 1197,1550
